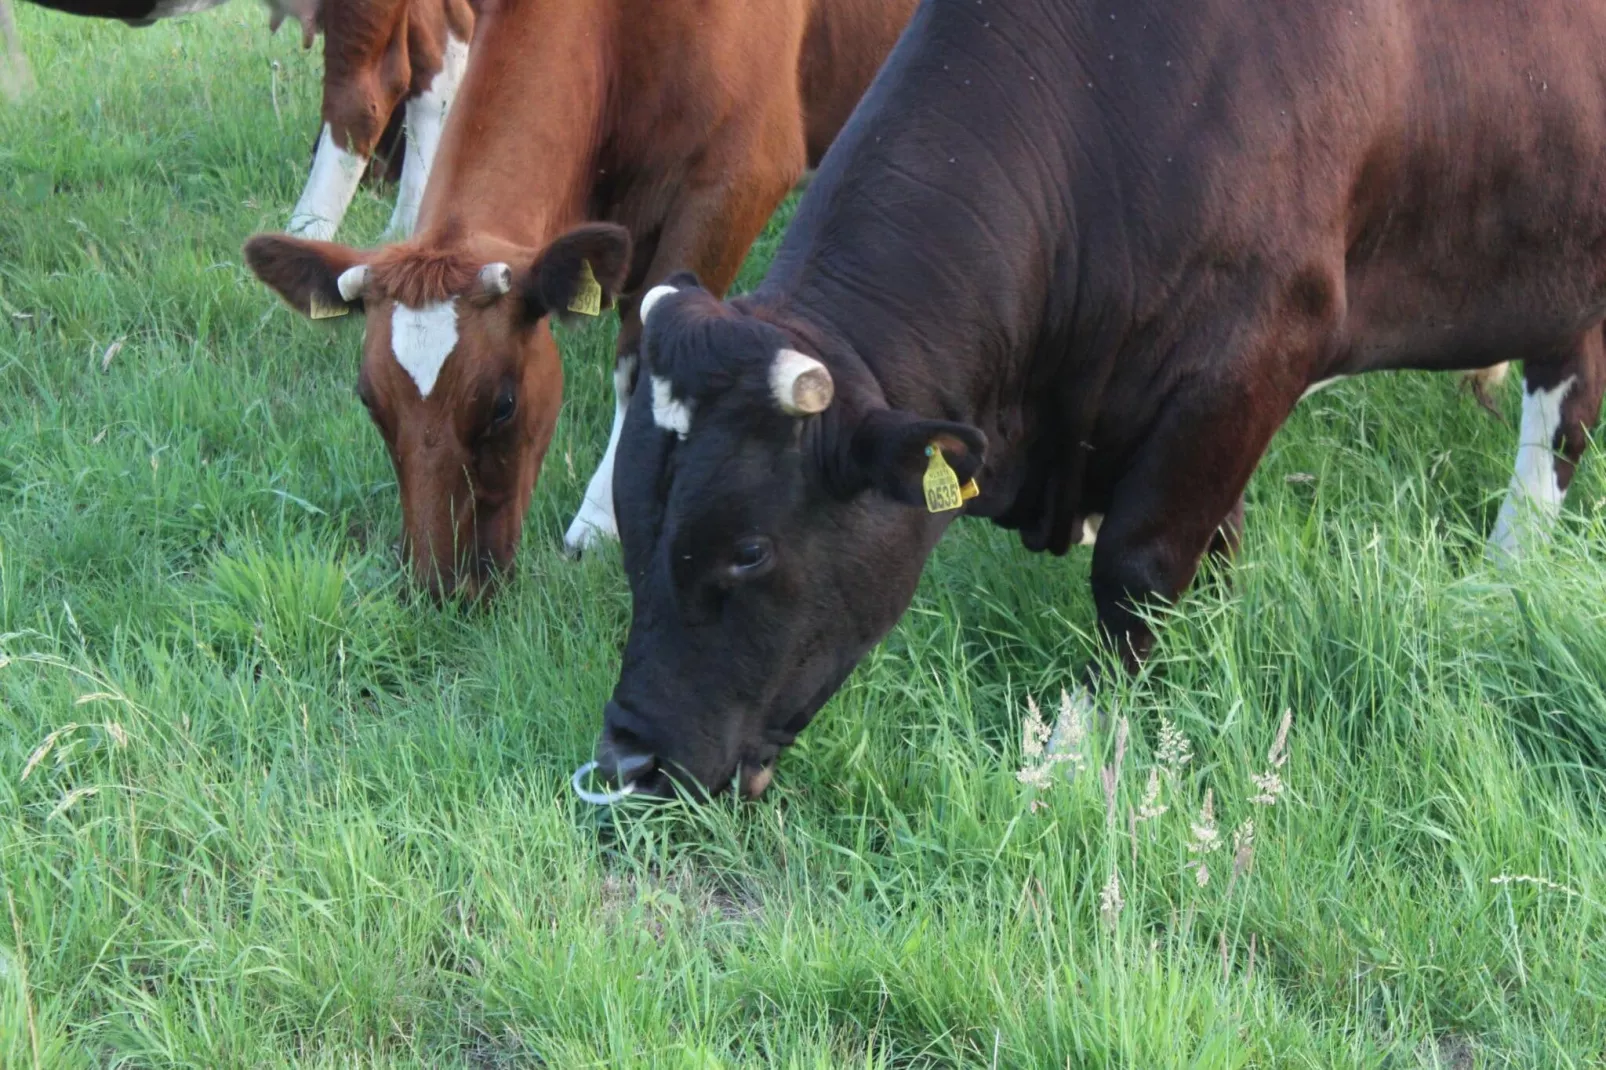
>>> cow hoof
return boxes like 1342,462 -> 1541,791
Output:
563,515 -> 617,559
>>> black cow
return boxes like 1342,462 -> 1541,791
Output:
586,0 -> 1606,800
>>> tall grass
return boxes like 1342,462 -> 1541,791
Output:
2,7 -> 1603,1066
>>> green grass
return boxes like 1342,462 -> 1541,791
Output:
3,9 -> 1605,1067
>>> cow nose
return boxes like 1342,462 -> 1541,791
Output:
596,724 -> 658,790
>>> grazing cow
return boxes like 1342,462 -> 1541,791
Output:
242,0 -> 917,598
584,0 -> 1606,801
18,0 -> 473,240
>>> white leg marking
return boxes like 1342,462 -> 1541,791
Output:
145,0 -> 231,18
1299,375 -> 1348,401
288,123 -> 368,241
384,34 -> 468,239
565,357 -> 636,555
1488,375 -> 1575,558
1077,513 -> 1104,548
391,300 -> 460,399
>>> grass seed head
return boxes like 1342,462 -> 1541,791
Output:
1100,868 -> 1124,930
1157,716 -> 1193,779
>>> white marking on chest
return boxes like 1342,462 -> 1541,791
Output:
651,375 -> 693,437
1488,375 -> 1575,558
385,33 -> 469,239
1077,513 -> 1104,547
1299,375 -> 1349,401
390,299 -> 459,399
288,123 -> 368,242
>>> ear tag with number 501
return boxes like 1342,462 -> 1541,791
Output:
568,260 -> 603,317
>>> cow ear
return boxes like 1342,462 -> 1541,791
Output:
243,234 -> 368,320
847,409 -> 987,508
520,223 -> 632,326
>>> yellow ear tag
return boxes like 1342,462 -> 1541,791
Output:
308,292 -> 349,320
922,445 -> 964,513
568,260 -> 603,317
960,477 -> 981,502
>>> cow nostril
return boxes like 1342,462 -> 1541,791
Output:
597,724 -> 658,789
612,750 -> 656,786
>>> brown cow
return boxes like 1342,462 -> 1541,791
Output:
17,0 -> 473,240
243,0 -> 917,597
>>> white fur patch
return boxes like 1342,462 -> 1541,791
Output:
390,300 -> 459,399
1078,513 -> 1104,547
639,285 -> 678,326
385,33 -> 468,239
1299,375 -> 1349,401
1489,375 -> 1575,557
651,375 -> 692,437
288,124 -> 368,241
147,0 -> 229,17
565,357 -> 635,554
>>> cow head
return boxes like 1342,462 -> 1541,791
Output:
244,224 -> 631,599
596,279 -> 986,799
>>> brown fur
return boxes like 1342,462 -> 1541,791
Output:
246,0 -> 919,597
365,241 -> 480,307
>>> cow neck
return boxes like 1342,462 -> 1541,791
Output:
770,291 -> 989,432
411,0 -> 612,249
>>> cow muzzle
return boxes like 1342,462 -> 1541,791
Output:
573,708 -> 778,805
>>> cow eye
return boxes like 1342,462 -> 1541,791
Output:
491,384 -> 517,425
730,536 -> 774,577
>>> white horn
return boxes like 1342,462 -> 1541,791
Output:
478,262 -> 513,297
335,265 -> 369,302
770,348 -> 834,415
639,284 -> 678,326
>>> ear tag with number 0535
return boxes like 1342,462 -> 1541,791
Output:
923,444 -> 978,513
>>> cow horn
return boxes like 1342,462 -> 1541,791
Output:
639,284 -> 678,326
770,348 -> 834,415
335,265 -> 369,302
477,262 -> 512,297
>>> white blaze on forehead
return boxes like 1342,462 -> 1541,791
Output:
639,285 -> 678,326
390,299 -> 460,399
651,375 -> 693,437
1489,375 -> 1576,558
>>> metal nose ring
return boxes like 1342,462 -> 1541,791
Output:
570,760 -> 638,806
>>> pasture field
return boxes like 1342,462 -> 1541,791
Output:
3,10 -> 1606,1067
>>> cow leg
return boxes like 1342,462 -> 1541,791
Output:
288,125 -> 371,241
563,153 -> 803,556
288,6 -> 411,240
1089,385 -> 1293,675
383,31 -> 469,239
1487,332 -> 1606,559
